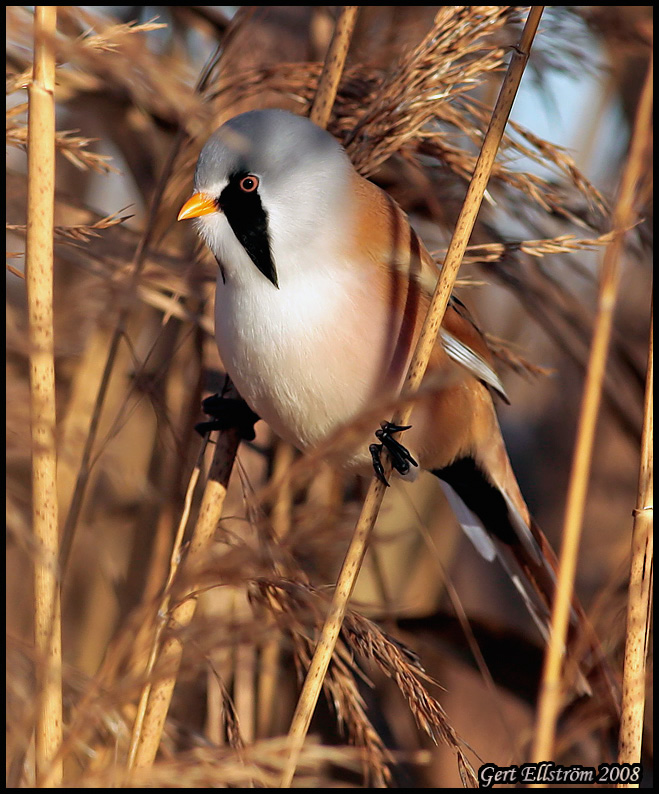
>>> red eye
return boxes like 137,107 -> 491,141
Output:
239,175 -> 259,192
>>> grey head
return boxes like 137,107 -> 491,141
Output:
193,109 -> 353,288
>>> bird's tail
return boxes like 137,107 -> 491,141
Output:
433,456 -> 620,717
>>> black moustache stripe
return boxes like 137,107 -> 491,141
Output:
219,173 -> 278,288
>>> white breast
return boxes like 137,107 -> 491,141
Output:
213,256 -> 387,454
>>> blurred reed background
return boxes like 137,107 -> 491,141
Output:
6,6 -> 652,787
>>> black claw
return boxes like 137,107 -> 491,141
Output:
370,422 -> 418,480
369,443 -> 390,487
196,395 -> 259,441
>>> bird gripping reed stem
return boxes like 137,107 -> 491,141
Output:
280,7 -> 545,787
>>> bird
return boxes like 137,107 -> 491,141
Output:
178,108 -> 618,707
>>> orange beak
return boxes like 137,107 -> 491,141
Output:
177,192 -> 218,221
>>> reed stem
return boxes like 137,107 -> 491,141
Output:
130,429 -> 241,768
310,6 -> 358,129
280,7 -> 545,787
617,302 -> 653,781
531,53 -> 653,773
27,6 -> 62,786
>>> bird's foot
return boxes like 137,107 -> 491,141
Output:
369,422 -> 418,487
195,394 -> 260,441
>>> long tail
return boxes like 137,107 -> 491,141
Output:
432,455 -> 620,717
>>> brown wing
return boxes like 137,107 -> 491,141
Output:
350,171 -> 507,399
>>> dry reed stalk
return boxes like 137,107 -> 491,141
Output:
56,328 -> 111,540
256,439 -> 294,738
126,439 -> 207,768
309,6 -> 359,129
57,42 -> 222,575
271,440 -> 296,542
279,7 -> 545,787
129,427 -> 241,769
257,576 -> 477,785
617,301 -> 653,779
26,6 -> 63,785
126,5 -> 362,774
256,627 -> 281,739
234,593 -> 257,746
135,316 -> 206,616
531,54 -> 653,772
44,28 -> 231,770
